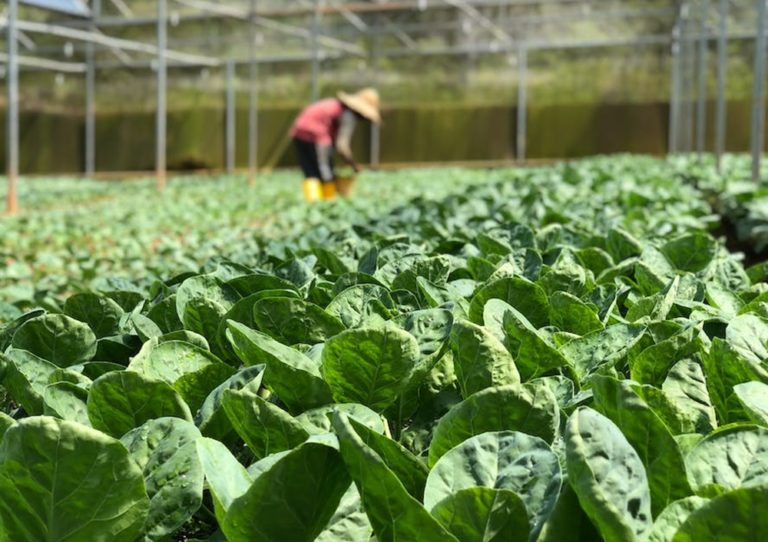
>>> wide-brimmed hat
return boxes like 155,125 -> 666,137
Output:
338,88 -> 381,124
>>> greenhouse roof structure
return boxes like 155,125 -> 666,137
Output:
1,0 -> 767,215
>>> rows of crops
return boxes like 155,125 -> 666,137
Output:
1,156 -> 767,541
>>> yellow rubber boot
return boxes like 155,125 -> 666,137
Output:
321,181 -> 337,201
303,178 -> 322,203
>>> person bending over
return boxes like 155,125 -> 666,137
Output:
290,88 -> 381,201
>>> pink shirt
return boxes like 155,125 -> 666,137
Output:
290,98 -> 345,146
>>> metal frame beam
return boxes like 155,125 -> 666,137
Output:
715,0 -> 729,171
156,0 -> 168,191
0,17 -> 220,66
516,46 -> 527,162
84,0 -> 100,177
248,0 -> 259,185
6,0 -> 19,215
225,60 -> 236,174
696,0 -> 709,158
753,0 -> 768,183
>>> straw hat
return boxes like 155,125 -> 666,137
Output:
338,88 -> 381,124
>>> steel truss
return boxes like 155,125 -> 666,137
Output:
1,0 -> 766,214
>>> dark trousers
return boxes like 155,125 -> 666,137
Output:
293,138 -> 334,182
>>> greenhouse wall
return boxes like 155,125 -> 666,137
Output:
0,100 -> 763,174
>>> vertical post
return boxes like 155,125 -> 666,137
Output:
681,5 -> 695,153
156,0 -> 168,192
516,47 -> 528,163
311,0 -> 321,101
248,0 -> 259,185
226,61 -> 236,174
696,0 -> 709,158
752,0 -> 768,183
6,0 -> 19,215
714,0 -> 729,172
669,22 -> 682,154
370,15 -> 381,168
85,0 -> 100,178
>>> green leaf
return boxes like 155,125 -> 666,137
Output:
503,305 -> 571,381
630,325 -> 703,386
195,437 -> 252,525
0,413 -> 16,443
647,497 -> 708,542
345,417 -> 428,500
450,320 -> 520,398
661,233 -> 717,273
468,277 -> 550,328
725,314 -> 768,366
333,413 -> 459,542
425,431 -> 561,538
0,417 -> 149,542
685,425 -> 768,497
226,273 -> 299,297
88,371 -> 193,438
128,340 -> 235,412
549,291 -> 604,336
295,403 -> 385,435
176,274 -> 239,323
253,297 -> 345,345
394,308 -> 454,381
326,284 -> 395,328
226,321 -> 333,413
591,376 -> 693,517
121,418 -> 203,540
196,365 -> 265,442
1,349 -> 58,415
41,382 -> 90,426
536,484 -> 602,542
147,295 -> 184,334
11,314 -> 97,367
430,487 -> 530,542
734,382 -> 768,426
429,383 -> 559,466
63,293 -> 124,338
222,442 -> 351,542
315,485 -> 372,542
221,387 -> 309,459
703,338 -> 768,424
560,323 -> 646,380
671,486 -> 768,542
565,407 -> 652,542
662,359 -> 717,433
607,227 -> 643,262
321,326 -> 421,412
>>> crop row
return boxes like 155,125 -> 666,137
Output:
0,157 -> 767,541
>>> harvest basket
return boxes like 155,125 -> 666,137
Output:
336,176 -> 357,198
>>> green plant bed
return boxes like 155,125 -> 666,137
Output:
0,157 -> 766,541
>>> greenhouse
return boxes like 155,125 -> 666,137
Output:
1,1 -> 768,541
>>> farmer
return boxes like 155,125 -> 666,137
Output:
291,88 -> 381,202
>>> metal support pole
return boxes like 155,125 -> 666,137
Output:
311,0 -> 321,101
696,0 -> 709,158
85,0 -> 100,177
6,0 -> 19,215
248,0 -> 259,185
714,0 -> 729,171
681,6 -> 695,153
669,23 -> 682,154
156,0 -> 168,192
226,61 -> 236,174
370,14 -> 381,168
516,47 -> 527,162
752,0 -> 768,183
